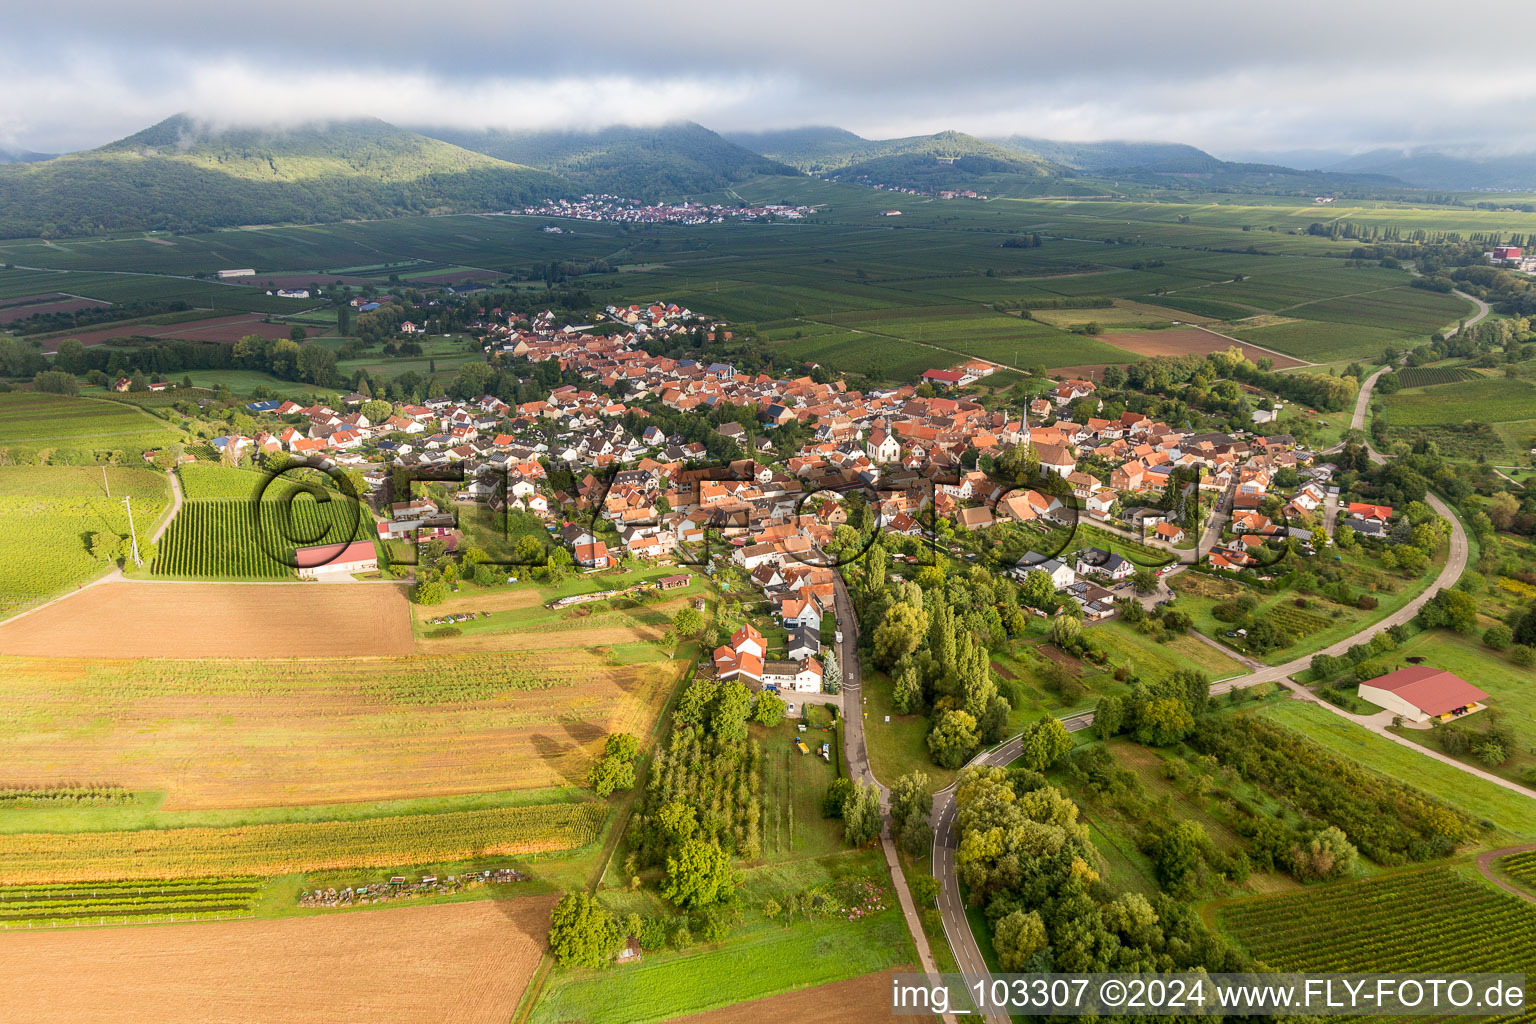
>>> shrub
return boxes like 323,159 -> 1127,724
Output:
1510,644 -> 1535,667
1483,625 -> 1513,651
1357,594 -> 1379,610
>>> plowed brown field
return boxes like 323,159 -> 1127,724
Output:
0,581 -> 414,658
0,896 -> 554,1024
0,647 -> 678,808
1096,328 -> 1306,368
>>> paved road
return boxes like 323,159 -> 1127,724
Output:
831,575 -> 955,1022
930,350 -> 1494,992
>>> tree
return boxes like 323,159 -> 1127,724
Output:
1288,826 -> 1358,881
1094,695 -> 1125,739
1018,568 -> 1058,609
1131,568 -> 1160,595
547,892 -> 623,968
1484,624 -> 1514,651
927,710 -> 979,769
588,754 -> 637,797
88,531 -> 121,562
673,677 -> 718,729
890,771 -> 932,856
289,326 -> 308,343
360,399 -> 392,423
822,648 -> 842,694
1419,588 -> 1479,634
911,874 -> 940,908
1147,819 -> 1206,893
663,839 -> 739,909
33,369 -> 79,395
151,443 -> 184,471
752,691 -> 786,727
892,661 -> 924,714
1510,644 -> 1535,668
843,780 -> 883,847
994,909 -> 1048,971
1018,718 -> 1074,772
1514,607 -> 1536,648
1049,614 -> 1082,650
1133,697 -> 1195,747
672,606 -> 705,639
708,679 -> 753,742
873,601 -> 926,669
587,732 -> 639,797
822,777 -> 855,819
412,578 -> 449,605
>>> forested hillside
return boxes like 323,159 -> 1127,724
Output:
422,122 -> 795,198
0,116 -> 565,237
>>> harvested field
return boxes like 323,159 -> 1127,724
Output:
0,896 -> 554,1024
40,314 -> 303,351
1029,298 -> 1214,329
668,971 -> 929,1024
0,580 -> 414,658
0,646 -> 678,808
1099,328 -> 1306,368
240,272 -> 375,289
410,268 -> 502,285
0,802 -> 605,882
0,297 -> 111,322
0,291 -> 73,310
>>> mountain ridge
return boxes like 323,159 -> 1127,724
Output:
418,121 -> 797,198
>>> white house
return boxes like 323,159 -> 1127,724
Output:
762,657 -> 823,694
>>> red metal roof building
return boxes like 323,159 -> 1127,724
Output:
1357,666 -> 1489,723
294,540 -> 378,579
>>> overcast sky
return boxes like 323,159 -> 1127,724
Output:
5,0 -> 1535,158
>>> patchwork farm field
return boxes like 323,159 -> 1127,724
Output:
40,312 -> 307,351
0,801 -> 605,883
814,304 -> 1135,368
1091,327 -> 1306,368
152,496 -> 374,578
0,896 -> 556,1024
1232,319 -> 1410,362
0,580 -> 415,657
0,391 -> 184,461
0,642 -> 677,808
0,465 -> 171,619
1385,376 -> 1536,426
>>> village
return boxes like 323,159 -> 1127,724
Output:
155,294 -> 1415,697
516,195 -> 816,226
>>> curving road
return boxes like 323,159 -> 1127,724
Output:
927,289 -> 1505,1011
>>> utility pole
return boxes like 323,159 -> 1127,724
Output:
122,496 -> 142,568
102,466 -> 110,498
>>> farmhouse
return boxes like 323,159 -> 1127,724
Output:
762,657 -> 823,694
1357,666 -> 1489,724
294,540 -> 378,580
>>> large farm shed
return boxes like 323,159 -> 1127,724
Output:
1357,666 -> 1489,724
295,540 -> 378,580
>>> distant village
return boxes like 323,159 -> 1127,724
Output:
516,195 -> 817,226
160,296 -> 1379,695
